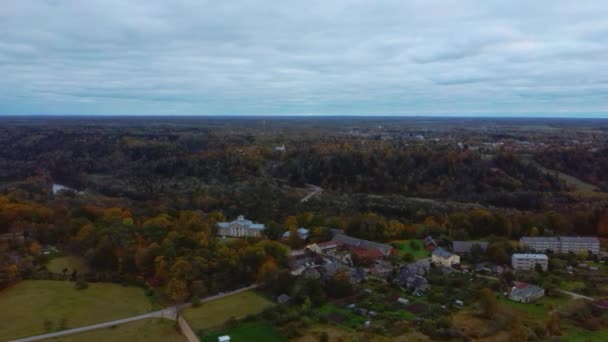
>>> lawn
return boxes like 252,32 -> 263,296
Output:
316,303 -> 366,329
561,281 -> 586,292
391,240 -> 428,260
498,294 -> 569,318
47,256 -> 89,274
182,290 -> 274,331
48,318 -> 185,342
0,280 -> 154,341
200,322 -> 285,342
562,323 -> 608,342
293,324 -> 358,342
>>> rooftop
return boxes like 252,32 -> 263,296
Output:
217,215 -> 265,230
510,282 -> 544,298
512,253 -> 548,260
432,247 -> 455,259
332,233 -> 393,256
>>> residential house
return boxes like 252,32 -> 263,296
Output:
423,235 -> 438,251
350,268 -> 368,284
306,241 -> 340,255
511,253 -> 549,271
394,261 -> 431,294
432,248 -> 460,267
331,233 -> 395,261
509,282 -> 545,303
217,215 -> 265,237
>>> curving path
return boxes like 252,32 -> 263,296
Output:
300,184 -> 323,203
9,284 -> 258,342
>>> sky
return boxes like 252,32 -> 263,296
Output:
1,0 -> 607,117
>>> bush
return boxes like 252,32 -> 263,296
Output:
74,278 -> 88,290
43,319 -> 53,332
191,295 -> 201,307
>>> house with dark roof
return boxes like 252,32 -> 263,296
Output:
431,247 -> 460,267
509,282 -> 545,303
423,235 -> 438,250
394,265 -> 430,294
451,241 -> 489,255
350,268 -> 368,284
331,233 -> 394,261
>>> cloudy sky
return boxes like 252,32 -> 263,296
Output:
1,0 -> 607,116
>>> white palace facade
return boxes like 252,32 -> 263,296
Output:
217,215 -> 265,237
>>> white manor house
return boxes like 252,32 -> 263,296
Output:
217,215 -> 266,237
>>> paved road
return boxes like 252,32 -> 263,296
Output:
300,184 -> 322,203
9,284 -> 258,342
558,289 -> 594,301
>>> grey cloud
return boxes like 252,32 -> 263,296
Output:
0,0 -> 607,115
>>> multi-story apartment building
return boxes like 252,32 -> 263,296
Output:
512,253 -> 549,271
520,236 -> 600,254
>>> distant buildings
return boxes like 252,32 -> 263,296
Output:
520,236 -> 600,254
394,260 -> 431,295
282,228 -> 310,240
331,232 -> 395,260
217,215 -> 265,237
509,282 -> 545,303
511,253 -> 549,271
431,248 -> 460,267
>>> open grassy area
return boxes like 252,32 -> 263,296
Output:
47,256 -> 89,274
0,280 -> 153,341
48,319 -> 185,342
562,323 -> 608,342
200,322 -> 285,342
498,294 -> 569,318
316,303 -> 366,329
183,290 -> 274,331
391,240 -> 428,260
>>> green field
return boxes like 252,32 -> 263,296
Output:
47,256 -> 89,274
562,324 -> 608,342
0,280 -> 153,341
498,294 -> 569,318
183,291 -> 274,331
391,240 -> 429,260
48,319 -> 185,342
200,323 -> 285,342
316,303 -> 366,329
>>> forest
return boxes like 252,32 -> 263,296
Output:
1,116 -> 608,309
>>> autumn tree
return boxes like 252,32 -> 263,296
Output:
597,209 -> 608,237
167,278 -> 190,304
546,311 -> 560,336
479,288 -> 498,319
510,316 -> 527,341
257,256 -> 279,286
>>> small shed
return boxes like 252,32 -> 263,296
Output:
397,297 -> 410,305
277,294 -> 291,304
